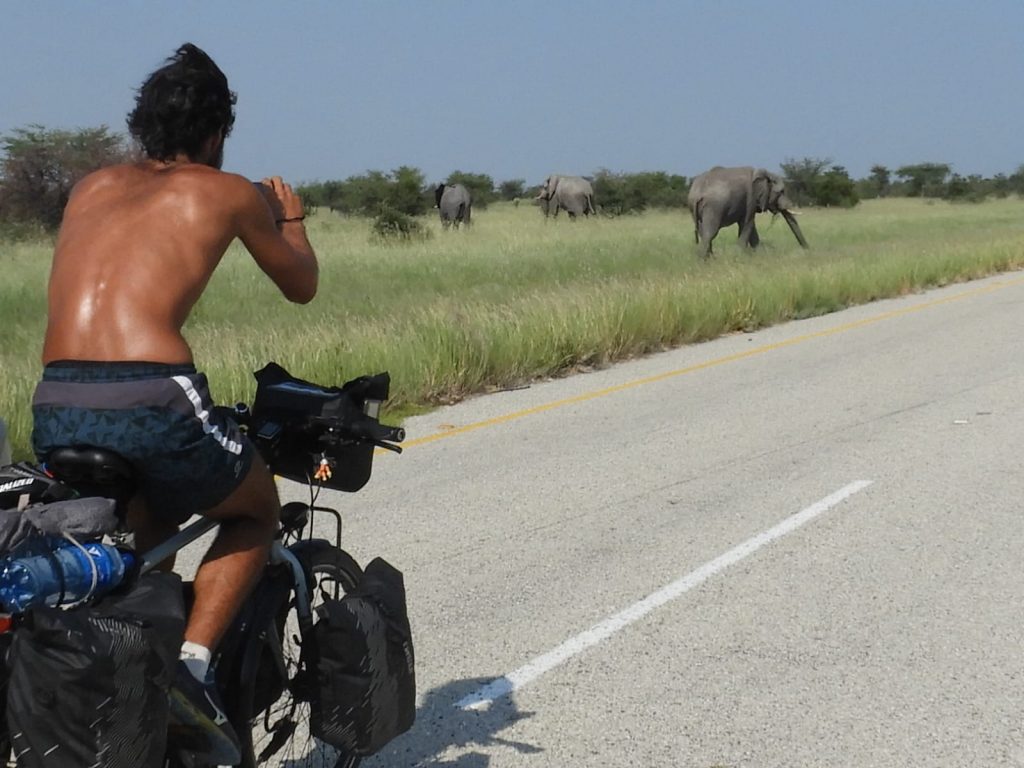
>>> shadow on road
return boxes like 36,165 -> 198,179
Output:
364,677 -> 542,767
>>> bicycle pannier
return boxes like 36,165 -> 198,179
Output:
5,571 -> 186,768
305,557 -> 415,755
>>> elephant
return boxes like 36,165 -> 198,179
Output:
434,183 -> 472,229
686,166 -> 808,258
535,175 -> 596,219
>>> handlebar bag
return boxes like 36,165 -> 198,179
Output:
303,557 -> 415,755
5,571 -> 186,768
250,363 -> 391,492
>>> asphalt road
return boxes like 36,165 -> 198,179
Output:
264,272 -> 1024,767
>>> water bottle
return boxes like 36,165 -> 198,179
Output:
0,537 -> 137,613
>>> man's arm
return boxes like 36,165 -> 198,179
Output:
235,175 -> 318,304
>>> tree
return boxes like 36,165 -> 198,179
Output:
943,174 -> 969,201
868,165 -> 891,198
814,165 -> 859,208
1008,165 -> 1024,196
895,163 -> 951,197
989,173 -> 1010,198
498,179 -> 525,201
779,157 -> 831,207
591,169 -> 689,215
307,167 -> 430,217
0,124 -> 135,230
389,166 -> 429,215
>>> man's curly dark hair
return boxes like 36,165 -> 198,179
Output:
127,43 -> 236,161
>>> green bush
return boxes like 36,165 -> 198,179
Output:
814,165 -> 860,208
302,167 -> 430,218
592,170 -> 689,216
371,205 -> 430,243
781,158 -> 859,208
498,179 -> 526,201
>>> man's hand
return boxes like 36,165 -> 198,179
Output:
255,176 -> 305,223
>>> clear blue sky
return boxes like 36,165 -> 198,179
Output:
2,1 -> 1021,186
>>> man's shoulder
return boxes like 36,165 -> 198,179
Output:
169,165 -> 248,187
75,163 -> 136,190
183,168 -> 259,205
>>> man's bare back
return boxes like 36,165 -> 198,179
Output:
43,159 -> 317,365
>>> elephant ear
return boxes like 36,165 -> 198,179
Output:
547,175 -> 560,199
752,171 -> 771,213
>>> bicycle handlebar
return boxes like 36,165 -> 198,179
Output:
217,403 -> 406,452
310,414 -> 406,447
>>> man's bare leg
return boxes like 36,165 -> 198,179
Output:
185,456 -> 281,651
126,496 -> 180,571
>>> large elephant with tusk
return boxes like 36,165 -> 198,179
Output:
686,166 -> 808,258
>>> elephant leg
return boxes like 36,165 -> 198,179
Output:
748,222 -> 760,249
738,219 -> 756,248
698,214 -> 721,258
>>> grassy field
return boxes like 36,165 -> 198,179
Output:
3,197 -> 1024,459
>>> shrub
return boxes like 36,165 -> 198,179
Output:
498,179 -> 526,201
302,167 -> 430,218
592,170 -> 689,216
780,157 -> 831,207
371,205 -> 430,243
780,158 -> 859,208
814,165 -> 859,208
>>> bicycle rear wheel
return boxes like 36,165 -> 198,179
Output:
242,542 -> 363,768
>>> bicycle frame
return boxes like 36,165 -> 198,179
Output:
138,514 -> 314,635
152,510 -> 332,767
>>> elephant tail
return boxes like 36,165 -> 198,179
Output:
691,199 -> 703,243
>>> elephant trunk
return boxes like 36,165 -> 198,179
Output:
781,210 -> 809,249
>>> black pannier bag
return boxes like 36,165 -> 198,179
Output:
304,557 -> 415,755
5,571 -> 186,768
250,362 -> 391,492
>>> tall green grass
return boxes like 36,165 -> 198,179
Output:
3,198 -> 1024,458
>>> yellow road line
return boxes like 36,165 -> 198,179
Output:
392,276 -> 1024,451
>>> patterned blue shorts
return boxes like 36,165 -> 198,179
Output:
32,361 -> 255,523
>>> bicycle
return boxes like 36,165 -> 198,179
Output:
3,364 -> 406,768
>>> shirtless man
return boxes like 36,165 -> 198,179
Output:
31,43 -> 316,764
